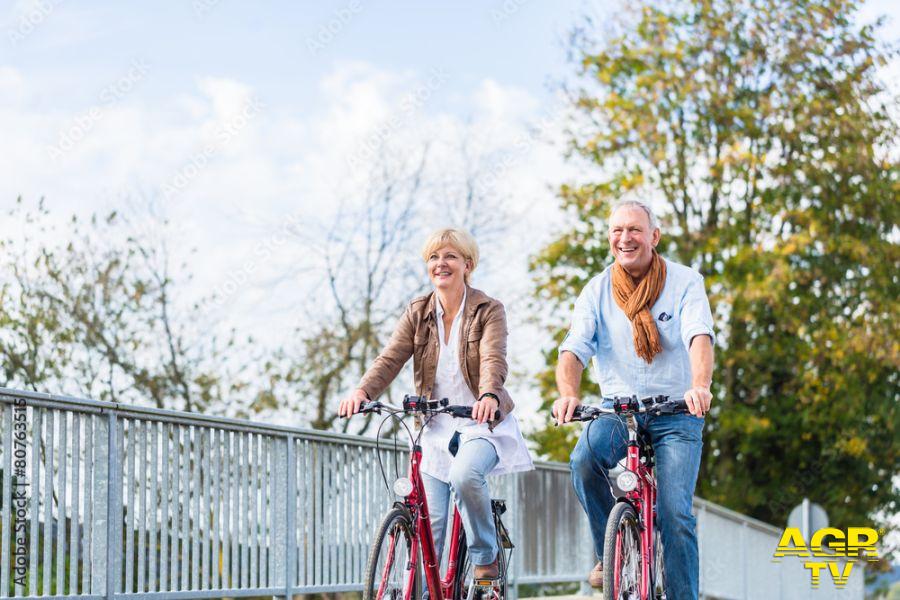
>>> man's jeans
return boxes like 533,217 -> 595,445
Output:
570,409 -> 704,600
423,438 -> 500,566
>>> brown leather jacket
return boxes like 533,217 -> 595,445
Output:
358,286 -> 514,424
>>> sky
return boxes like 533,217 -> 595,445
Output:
1,0 -> 899,557
1,0 -> 898,427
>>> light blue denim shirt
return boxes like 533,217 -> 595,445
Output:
559,257 -> 716,400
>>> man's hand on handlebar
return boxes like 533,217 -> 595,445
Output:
472,396 -> 499,424
338,388 -> 368,418
552,395 -> 581,425
682,386 -> 712,417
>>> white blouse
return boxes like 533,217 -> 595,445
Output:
419,289 -> 534,483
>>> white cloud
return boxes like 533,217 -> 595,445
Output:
0,66 -> 26,106
196,76 -> 255,121
472,78 -> 539,123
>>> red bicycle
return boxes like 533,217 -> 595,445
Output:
356,395 -> 512,600
569,396 -> 689,600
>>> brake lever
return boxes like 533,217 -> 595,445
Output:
359,401 -> 382,414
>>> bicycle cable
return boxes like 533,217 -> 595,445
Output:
584,413 -> 628,495
371,404 -> 450,496
374,408 -> 415,495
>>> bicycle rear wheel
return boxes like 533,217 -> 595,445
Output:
364,508 -> 419,600
603,502 -> 643,600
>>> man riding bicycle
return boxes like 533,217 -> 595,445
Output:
551,199 -> 715,600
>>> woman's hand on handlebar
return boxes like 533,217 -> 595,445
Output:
552,395 -> 581,425
471,396 -> 499,425
338,389 -> 368,418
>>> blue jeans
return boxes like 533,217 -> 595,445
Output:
570,410 -> 703,600
423,438 -> 500,566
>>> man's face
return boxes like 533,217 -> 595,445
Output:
608,206 -> 660,275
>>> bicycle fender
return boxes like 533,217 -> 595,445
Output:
616,497 -> 646,531
391,501 -> 413,522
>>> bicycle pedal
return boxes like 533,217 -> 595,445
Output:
466,581 -> 498,600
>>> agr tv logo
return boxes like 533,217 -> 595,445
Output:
773,527 -> 881,588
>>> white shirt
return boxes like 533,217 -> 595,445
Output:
419,289 -> 534,482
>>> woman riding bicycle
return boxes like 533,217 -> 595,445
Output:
338,228 -> 533,580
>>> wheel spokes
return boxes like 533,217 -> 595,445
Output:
615,519 -> 641,600
375,524 -> 412,600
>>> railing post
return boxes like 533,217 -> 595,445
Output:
285,436 -> 296,600
105,410 -> 121,600
509,473 -> 521,600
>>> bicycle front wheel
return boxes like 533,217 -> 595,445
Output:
603,502 -> 643,600
652,524 -> 666,599
363,508 -> 419,600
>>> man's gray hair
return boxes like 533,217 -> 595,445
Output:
609,199 -> 659,231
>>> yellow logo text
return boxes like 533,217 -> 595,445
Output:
773,527 -> 880,589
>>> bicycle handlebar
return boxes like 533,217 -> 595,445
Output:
571,395 -> 690,421
360,395 -> 501,421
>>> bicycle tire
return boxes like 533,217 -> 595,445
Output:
364,507 -> 419,600
652,524 -> 666,599
603,502 -> 643,600
452,526 -> 508,600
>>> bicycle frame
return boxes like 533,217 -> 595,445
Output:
392,443 -> 465,600
615,413 -> 659,600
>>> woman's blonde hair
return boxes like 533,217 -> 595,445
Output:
421,228 -> 479,285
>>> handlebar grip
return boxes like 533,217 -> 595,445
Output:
445,406 -> 501,421
650,398 -> 690,415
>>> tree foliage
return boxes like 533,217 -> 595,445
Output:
0,199 -> 244,412
531,0 -> 899,542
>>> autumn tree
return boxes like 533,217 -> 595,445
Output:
531,0 -> 899,545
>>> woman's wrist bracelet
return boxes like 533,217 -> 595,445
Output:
479,393 -> 500,405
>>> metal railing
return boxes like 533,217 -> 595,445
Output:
0,388 -> 594,600
0,388 -> 863,600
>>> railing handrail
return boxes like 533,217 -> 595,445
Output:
0,387 -> 570,469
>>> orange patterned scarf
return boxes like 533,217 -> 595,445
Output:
611,251 -> 667,363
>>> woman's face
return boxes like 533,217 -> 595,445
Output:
426,244 -> 469,291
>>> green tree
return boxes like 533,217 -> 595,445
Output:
531,0 -> 899,545
0,199 -> 243,412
